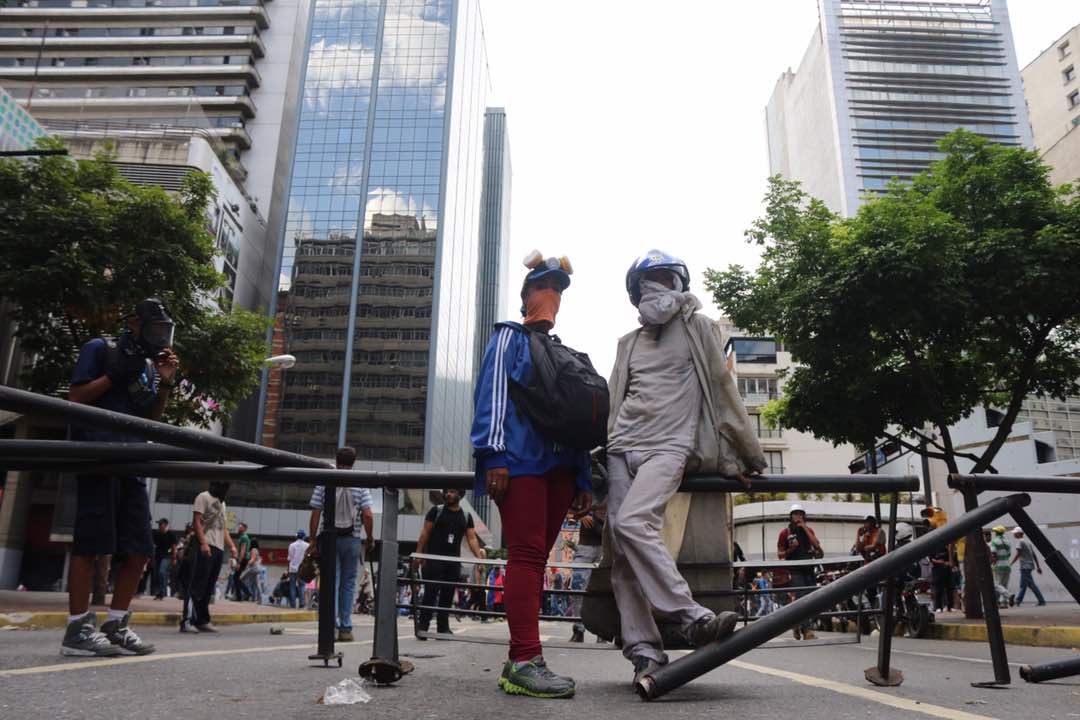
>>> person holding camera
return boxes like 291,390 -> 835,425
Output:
61,299 -> 178,657
777,504 -> 822,640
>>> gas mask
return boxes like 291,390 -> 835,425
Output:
133,298 -> 175,358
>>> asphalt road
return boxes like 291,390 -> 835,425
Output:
1,618 -> 1077,719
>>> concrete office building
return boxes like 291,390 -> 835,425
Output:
723,327 -> 857,479
0,0 -> 307,220
767,0 -> 1033,216
1022,23 -> 1080,186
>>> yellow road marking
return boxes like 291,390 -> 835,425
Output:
0,640 -> 371,678
729,660 -> 996,720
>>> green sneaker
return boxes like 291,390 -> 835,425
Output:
497,659 -> 512,690
501,656 -> 575,699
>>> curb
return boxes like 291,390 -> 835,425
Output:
931,622 -> 1080,649
0,610 -> 317,630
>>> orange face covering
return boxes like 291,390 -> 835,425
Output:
524,288 -> 561,327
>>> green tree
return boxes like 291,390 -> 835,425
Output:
708,130 -> 1080,475
707,129 -> 1080,616
0,139 -> 271,428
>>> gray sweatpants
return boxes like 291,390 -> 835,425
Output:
607,450 -> 712,664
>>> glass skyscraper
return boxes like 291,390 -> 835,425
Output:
261,0 -> 496,472
767,0 -> 1032,217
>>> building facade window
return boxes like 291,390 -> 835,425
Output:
1069,90 -> 1080,110
1065,65 -> 1077,84
749,413 -> 782,439
765,451 -> 785,475
1060,40 -> 1072,60
737,376 -> 779,404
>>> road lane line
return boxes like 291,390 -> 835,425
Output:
729,660 -> 997,720
853,644 -> 1023,667
0,640 -> 371,677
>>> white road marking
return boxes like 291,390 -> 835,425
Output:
729,660 -> 997,720
854,644 -> 1023,667
0,640 -> 371,677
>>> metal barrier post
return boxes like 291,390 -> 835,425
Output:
962,488 -> 1011,687
866,492 -> 902,686
1009,506 -> 1080,604
1020,656 -> 1080,683
635,493 -> 1029,701
309,488 -> 341,667
361,487 -> 411,684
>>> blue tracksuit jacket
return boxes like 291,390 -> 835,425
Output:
471,321 -> 591,495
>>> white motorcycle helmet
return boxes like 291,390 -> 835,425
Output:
894,522 -> 914,543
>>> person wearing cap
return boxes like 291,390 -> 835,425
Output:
151,518 -> 177,600
287,530 -> 310,609
607,250 -> 766,685
777,504 -> 823,639
471,250 -> 592,699
989,526 -> 1014,608
1010,527 -> 1046,606
60,298 -> 179,657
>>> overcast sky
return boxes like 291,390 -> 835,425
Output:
479,0 -> 1080,376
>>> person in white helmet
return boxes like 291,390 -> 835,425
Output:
1010,527 -> 1046,606
777,504 -> 823,640
606,250 -> 767,686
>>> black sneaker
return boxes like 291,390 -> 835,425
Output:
501,656 -> 575,699
631,655 -> 664,689
570,629 -> 584,643
686,611 -> 739,647
101,611 -> 156,655
60,613 -> 123,657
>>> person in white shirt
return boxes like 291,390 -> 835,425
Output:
287,530 -> 310,609
181,482 -> 237,633
306,446 -> 374,642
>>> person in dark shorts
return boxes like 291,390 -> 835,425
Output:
413,488 -> 486,637
61,299 -> 178,657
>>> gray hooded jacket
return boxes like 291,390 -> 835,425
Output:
608,312 -> 768,476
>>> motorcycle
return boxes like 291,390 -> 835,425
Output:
874,577 -> 935,638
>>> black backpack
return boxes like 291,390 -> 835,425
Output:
508,329 -> 609,450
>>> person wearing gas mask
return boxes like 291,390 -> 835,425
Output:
61,299 -> 179,657
607,251 -> 767,686
472,251 -> 593,699
181,481 -> 237,633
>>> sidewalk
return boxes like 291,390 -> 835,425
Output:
930,601 -> 1080,648
0,591 -> 315,629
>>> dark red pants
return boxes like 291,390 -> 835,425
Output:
496,467 -> 577,662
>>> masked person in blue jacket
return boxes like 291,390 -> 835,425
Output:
472,250 -> 593,699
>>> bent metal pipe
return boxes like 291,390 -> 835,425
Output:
636,493 -> 1032,701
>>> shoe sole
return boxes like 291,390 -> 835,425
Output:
500,678 -> 575,699
60,646 -> 123,657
